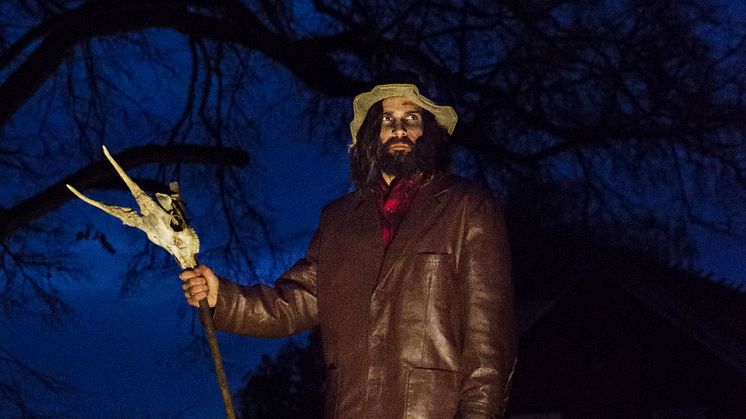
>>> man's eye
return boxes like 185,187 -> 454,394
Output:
406,114 -> 420,120
382,116 -> 392,123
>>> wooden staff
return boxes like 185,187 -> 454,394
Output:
67,146 -> 236,419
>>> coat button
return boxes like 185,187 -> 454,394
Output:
370,335 -> 382,346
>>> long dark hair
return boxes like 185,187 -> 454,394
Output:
349,100 -> 451,191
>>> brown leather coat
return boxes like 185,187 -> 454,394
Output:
213,174 -> 517,418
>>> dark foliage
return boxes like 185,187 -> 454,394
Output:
2,0 -> 746,415
237,330 -> 325,419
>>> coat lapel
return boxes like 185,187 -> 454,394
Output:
352,192 -> 386,290
374,174 -> 454,291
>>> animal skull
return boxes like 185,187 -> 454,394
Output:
66,146 -> 200,269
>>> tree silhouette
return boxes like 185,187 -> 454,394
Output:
237,330 -> 324,419
1,0 -> 745,414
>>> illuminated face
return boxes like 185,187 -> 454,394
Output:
379,96 -> 424,153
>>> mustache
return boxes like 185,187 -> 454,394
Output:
384,137 -> 415,148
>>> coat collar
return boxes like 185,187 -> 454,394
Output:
352,172 -> 454,210
352,172 -> 456,290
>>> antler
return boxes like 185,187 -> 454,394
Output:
66,146 -> 200,269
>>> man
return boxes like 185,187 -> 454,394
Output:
181,81 -> 517,418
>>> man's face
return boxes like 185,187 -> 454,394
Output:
379,96 -> 424,154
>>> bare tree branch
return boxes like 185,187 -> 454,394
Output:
0,144 -> 249,241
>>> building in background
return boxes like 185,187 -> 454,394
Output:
508,235 -> 746,419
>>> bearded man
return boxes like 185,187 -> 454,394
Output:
181,81 -> 517,418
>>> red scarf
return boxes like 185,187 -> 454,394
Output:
375,175 -> 424,247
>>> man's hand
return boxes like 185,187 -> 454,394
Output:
181,265 -> 219,308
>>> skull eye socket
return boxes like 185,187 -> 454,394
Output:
170,216 -> 186,231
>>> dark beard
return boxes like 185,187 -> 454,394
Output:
377,137 -> 418,179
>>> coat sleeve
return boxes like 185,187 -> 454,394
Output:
456,197 -> 518,419
211,211 -> 325,338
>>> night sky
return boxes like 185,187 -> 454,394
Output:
5,87 -> 745,417
2,1 -> 746,418
4,123 -> 350,417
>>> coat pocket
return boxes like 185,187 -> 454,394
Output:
414,253 -> 457,312
404,367 -> 462,419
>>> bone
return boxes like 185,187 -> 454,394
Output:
65,184 -> 142,228
102,145 -> 160,216
66,147 -> 200,269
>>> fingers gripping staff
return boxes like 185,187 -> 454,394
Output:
66,145 -> 236,419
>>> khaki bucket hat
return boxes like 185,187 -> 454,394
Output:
349,83 -> 458,144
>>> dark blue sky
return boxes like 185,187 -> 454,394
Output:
2,1 -> 746,417
3,130 -> 349,417
5,94 -> 746,417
